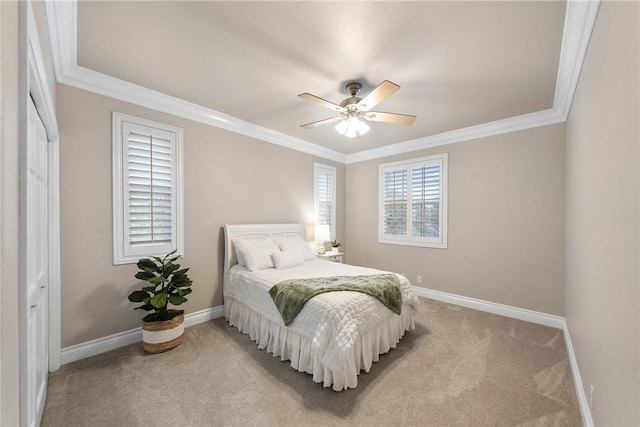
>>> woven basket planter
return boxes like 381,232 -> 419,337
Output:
142,311 -> 184,353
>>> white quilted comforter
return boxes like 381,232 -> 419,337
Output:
225,259 -> 419,390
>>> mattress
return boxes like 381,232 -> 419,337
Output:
224,259 -> 419,390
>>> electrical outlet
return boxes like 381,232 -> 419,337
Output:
417,275 -> 422,284
589,385 -> 595,410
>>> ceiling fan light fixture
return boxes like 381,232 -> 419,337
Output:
298,80 -> 415,134
335,116 -> 370,138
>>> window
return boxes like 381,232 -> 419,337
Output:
314,163 -> 336,240
379,153 -> 448,248
112,112 -> 184,264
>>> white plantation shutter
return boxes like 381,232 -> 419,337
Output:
383,168 -> 408,237
411,164 -> 440,238
379,154 -> 448,248
125,126 -> 174,247
113,113 -> 184,264
314,163 -> 336,239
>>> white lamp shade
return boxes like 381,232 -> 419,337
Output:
335,116 -> 370,138
314,224 -> 331,242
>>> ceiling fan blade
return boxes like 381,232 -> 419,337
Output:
298,93 -> 346,113
362,111 -> 417,126
356,80 -> 400,111
300,116 -> 345,129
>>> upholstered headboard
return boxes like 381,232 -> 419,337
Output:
223,223 -> 306,288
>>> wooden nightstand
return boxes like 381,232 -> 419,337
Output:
317,252 -> 344,263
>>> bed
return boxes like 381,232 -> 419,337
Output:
223,223 -> 419,391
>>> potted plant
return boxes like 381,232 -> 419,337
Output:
331,240 -> 342,254
128,249 -> 193,353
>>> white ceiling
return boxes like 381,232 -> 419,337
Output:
73,1 -> 567,156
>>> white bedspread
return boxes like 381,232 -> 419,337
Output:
225,259 -> 419,390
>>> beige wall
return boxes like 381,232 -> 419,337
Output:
57,84 -> 345,347
1,2 -> 21,425
346,124 -> 566,315
565,1 -> 640,425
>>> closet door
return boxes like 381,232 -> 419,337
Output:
26,96 -> 49,427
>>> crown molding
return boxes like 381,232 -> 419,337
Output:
553,0 -> 602,120
66,65 -> 348,164
346,0 -> 601,164
45,0 -> 600,165
345,108 -> 564,163
44,0 -> 77,82
43,1 -> 347,165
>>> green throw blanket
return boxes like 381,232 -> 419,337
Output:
268,274 -> 403,326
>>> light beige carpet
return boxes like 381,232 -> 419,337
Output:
42,298 -> 582,426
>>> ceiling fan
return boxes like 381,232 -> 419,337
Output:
298,80 -> 417,138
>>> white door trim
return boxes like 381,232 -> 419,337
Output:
25,0 -> 61,372
20,1 -> 61,422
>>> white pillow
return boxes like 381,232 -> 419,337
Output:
232,238 -> 275,266
238,244 -> 281,272
274,237 -> 316,261
271,251 -> 304,270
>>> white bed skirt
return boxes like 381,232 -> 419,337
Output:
224,297 -> 416,391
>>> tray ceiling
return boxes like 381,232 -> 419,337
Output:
75,1 -> 566,156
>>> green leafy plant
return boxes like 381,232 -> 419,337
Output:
331,240 -> 342,248
127,249 -> 193,322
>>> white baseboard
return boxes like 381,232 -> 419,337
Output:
411,286 -> 565,329
60,292 -> 592,426
183,305 -> 225,328
60,305 -> 225,365
413,286 -> 591,426
560,319 -> 594,427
